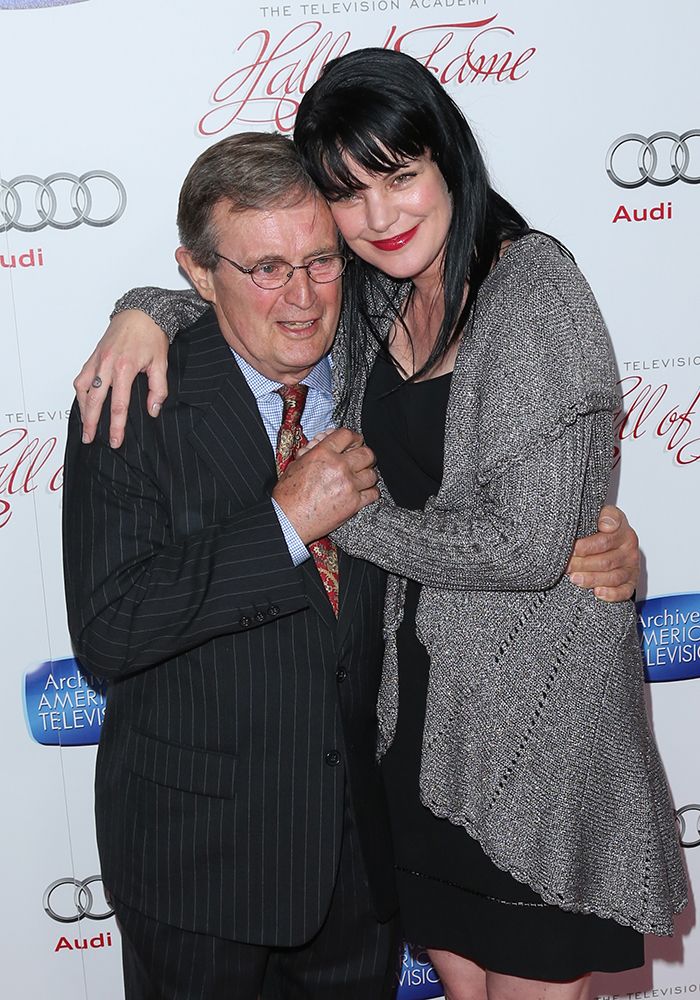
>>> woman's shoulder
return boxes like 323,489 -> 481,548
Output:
462,232 -> 619,469
474,231 -> 611,363
496,230 -> 574,270
485,231 -> 599,320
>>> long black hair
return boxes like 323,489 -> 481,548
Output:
293,47 -> 529,411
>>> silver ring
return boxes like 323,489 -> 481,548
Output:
91,376 -> 103,389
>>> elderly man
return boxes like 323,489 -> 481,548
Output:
63,133 -> 398,1000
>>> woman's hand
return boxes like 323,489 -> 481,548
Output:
567,505 -> 640,601
74,310 -> 170,447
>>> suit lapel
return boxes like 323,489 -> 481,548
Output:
300,560 -> 338,631
301,546 -> 366,638
178,310 -> 341,633
336,548 -> 368,647
179,312 -> 277,506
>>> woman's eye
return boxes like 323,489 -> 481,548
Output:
334,191 -> 360,204
392,172 -> 416,186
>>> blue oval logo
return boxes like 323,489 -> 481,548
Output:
24,657 -> 107,746
637,593 -> 700,682
397,945 -> 443,1000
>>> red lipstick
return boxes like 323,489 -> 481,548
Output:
369,225 -> 419,251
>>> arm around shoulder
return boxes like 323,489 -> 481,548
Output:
112,286 -> 207,343
75,287 -> 209,447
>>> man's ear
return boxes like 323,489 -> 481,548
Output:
175,246 -> 216,302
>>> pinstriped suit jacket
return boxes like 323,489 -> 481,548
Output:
62,309 -> 396,946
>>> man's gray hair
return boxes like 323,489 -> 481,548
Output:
177,132 -> 320,268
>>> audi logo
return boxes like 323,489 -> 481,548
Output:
43,875 -> 114,923
606,131 -> 700,188
677,804 -> 700,849
0,171 -> 127,233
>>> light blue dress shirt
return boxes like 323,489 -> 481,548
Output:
231,348 -> 335,566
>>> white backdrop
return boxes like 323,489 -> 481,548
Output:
1,1 -> 698,998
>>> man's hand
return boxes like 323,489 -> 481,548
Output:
273,429 -> 379,543
73,311 -> 170,448
567,504 -> 640,602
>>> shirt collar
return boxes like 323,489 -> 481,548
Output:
231,347 -> 333,402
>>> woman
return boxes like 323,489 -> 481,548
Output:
74,49 -> 685,1000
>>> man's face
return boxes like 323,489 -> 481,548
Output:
180,195 -> 342,385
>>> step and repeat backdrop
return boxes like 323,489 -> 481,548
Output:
1,1 -> 698,997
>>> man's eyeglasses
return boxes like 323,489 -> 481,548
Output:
214,252 -> 350,290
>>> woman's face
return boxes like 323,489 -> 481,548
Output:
328,153 -> 452,289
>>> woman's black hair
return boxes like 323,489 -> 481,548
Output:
293,47 -> 530,413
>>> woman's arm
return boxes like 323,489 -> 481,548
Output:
333,243 -> 635,595
74,287 -> 207,446
332,410 -> 600,592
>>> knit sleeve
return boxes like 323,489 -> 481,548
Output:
332,416 -> 603,591
331,243 -> 619,591
112,287 -> 208,343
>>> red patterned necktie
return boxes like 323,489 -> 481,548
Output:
275,384 -> 339,617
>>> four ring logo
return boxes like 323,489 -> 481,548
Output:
0,171 -> 127,232
43,875 -> 114,923
677,804 -> 700,849
606,131 -> 700,188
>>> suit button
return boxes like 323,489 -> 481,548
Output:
239,616 -> 251,628
255,611 -> 266,622
336,668 -> 347,683
325,750 -> 341,767
269,605 -> 280,616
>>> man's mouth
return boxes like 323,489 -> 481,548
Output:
279,319 -> 317,331
369,225 -> 419,252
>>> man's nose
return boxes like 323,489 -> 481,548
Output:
283,266 -> 316,308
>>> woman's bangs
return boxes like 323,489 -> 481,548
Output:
308,112 -> 427,200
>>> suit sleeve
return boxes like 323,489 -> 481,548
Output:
62,399 -> 308,681
331,263 -> 617,592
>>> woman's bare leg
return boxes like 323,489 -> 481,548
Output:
486,970 -> 590,1000
427,949 -> 487,1000
427,948 -> 590,1000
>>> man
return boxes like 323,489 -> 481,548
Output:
65,132 -> 639,999
63,133 -> 398,999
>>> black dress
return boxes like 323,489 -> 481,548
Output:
361,353 -> 644,981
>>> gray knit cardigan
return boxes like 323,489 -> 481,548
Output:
116,233 -> 687,935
